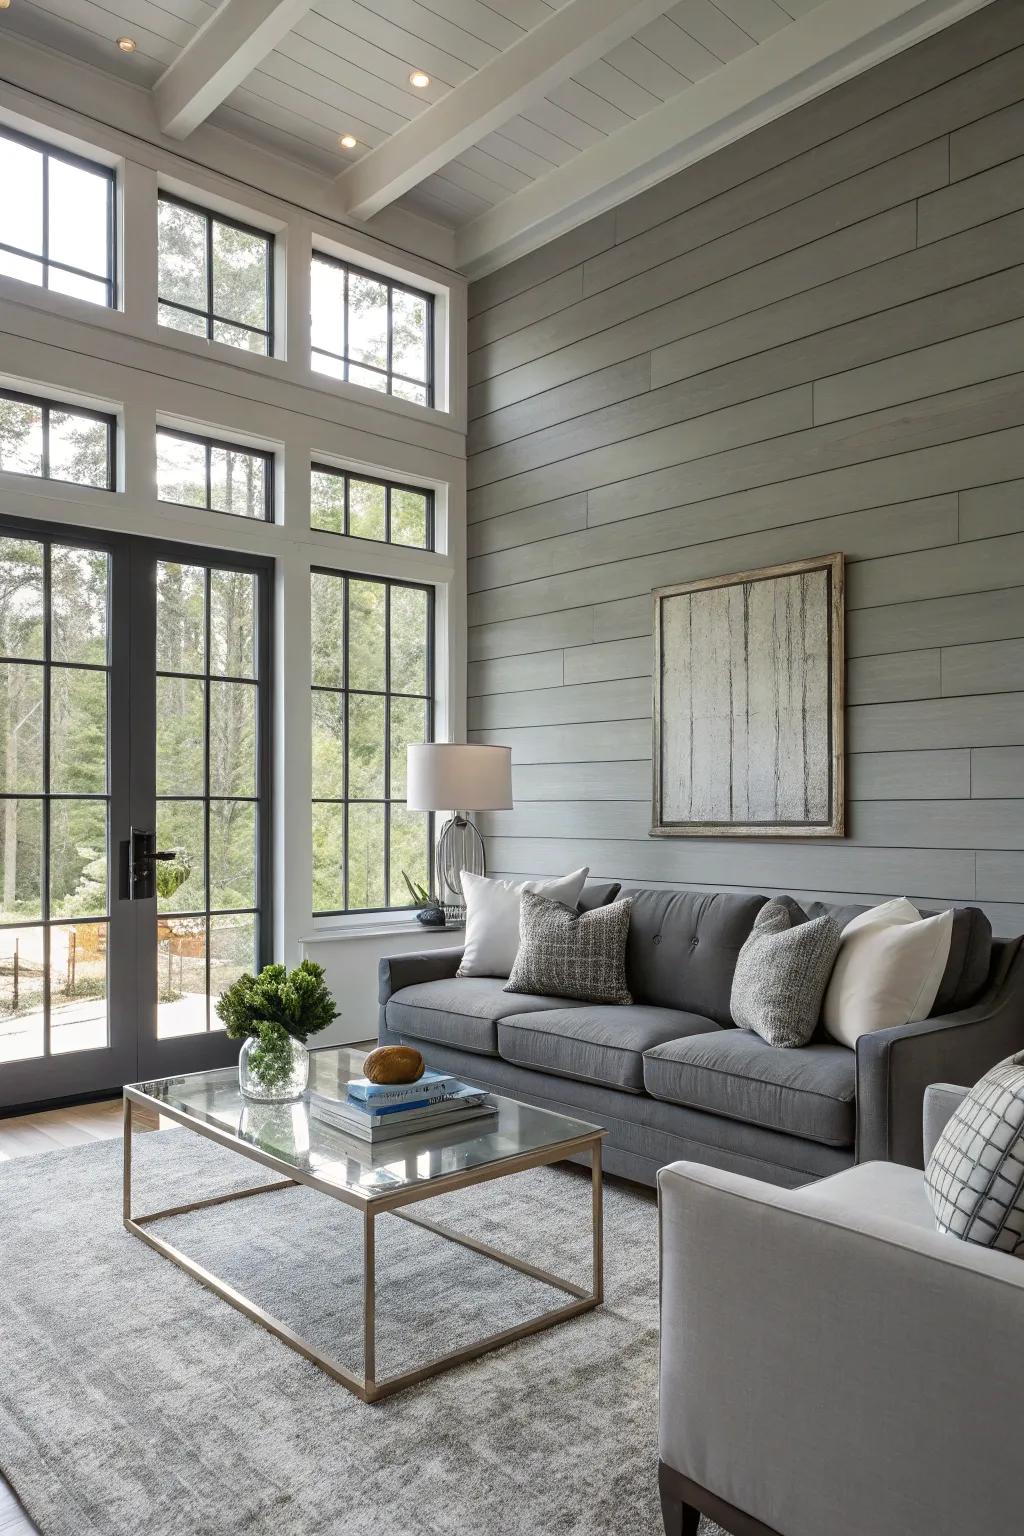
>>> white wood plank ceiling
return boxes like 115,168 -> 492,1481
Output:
0,0 -> 995,275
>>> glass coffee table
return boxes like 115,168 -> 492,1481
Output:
123,1046 -> 605,1401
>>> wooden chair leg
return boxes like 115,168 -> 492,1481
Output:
660,1487 -> 701,1536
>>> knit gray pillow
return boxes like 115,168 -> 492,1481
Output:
730,896 -> 842,1048
504,892 -> 633,1005
925,1051 -> 1024,1257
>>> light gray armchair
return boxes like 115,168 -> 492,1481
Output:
658,1084 -> 1024,1536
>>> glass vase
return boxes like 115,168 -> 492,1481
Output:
238,1032 -> 309,1102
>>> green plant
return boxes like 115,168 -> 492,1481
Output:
401,870 -> 431,907
216,959 -> 340,1093
156,851 -> 191,902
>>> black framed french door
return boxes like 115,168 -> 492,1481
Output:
0,515 -> 272,1109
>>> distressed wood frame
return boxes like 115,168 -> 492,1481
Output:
652,553 -> 845,840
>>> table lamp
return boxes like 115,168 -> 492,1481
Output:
406,743 -> 513,921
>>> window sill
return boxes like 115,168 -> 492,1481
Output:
303,917 -> 462,944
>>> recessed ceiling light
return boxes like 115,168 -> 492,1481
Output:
409,70 -> 430,89
338,133 -> 358,150
116,36 -> 137,52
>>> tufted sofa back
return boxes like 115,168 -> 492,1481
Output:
620,887 -> 766,1024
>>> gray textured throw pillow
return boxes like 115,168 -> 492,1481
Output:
925,1051 -> 1024,1257
504,891 -> 633,1005
730,896 -> 842,1048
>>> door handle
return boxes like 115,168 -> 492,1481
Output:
128,828 -> 175,900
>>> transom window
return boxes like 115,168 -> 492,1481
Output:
310,465 -> 433,550
158,194 -> 273,356
0,387 -> 115,490
156,428 -> 272,521
311,571 -> 433,915
310,254 -> 433,407
0,126 -> 115,307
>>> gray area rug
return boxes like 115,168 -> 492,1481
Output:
0,1130 -> 725,1536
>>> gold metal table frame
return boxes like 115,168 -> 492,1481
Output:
122,1089 -> 605,1403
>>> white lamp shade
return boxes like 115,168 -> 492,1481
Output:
406,743 -> 513,812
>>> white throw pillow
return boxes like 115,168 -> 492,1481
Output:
457,868 -> 589,978
823,897 -> 954,1048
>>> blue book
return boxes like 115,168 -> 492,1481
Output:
348,1070 -> 458,1107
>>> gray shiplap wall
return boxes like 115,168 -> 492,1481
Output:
466,0 -> 1024,935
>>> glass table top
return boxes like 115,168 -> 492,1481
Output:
129,1047 -> 604,1204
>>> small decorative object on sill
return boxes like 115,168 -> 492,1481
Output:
216,959 -> 339,1102
402,870 -> 446,928
364,1044 -> 425,1084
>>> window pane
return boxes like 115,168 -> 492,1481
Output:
312,691 -> 344,799
51,546 -> 108,665
347,579 -> 385,691
0,537 -> 44,659
209,799 -> 256,909
390,584 -> 429,695
391,488 -> 428,548
212,320 -> 267,354
392,288 -> 429,382
50,798 -> 107,919
213,220 -> 268,329
210,913 -> 256,1016
209,680 -> 257,796
389,695 -> 426,801
210,445 -> 266,519
390,806 -> 429,908
0,397 -> 43,477
156,799 -> 205,914
310,257 -> 344,354
348,692 -> 385,799
157,917 -> 207,1036
312,350 -> 345,381
156,676 -> 205,796
159,303 -> 206,338
0,926 -> 45,1063
157,432 -> 207,507
348,272 -> 388,369
0,137 -> 43,256
0,798 -> 43,923
50,921 -> 108,1053
0,250 -> 42,286
48,158 -> 109,279
51,666 -> 106,794
158,200 -> 207,311
347,802 -> 385,909
310,573 -> 344,687
311,469 -> 344,534
157,562 -> 206,674
210,568 -> 256,678
48,270 -> 108,306
348,363 -> 387,393
0,663 -> 44,792
391,379 -> 428,407
48,409 -> 109,488
349,478 -> 385,541
312,803 -> 344,912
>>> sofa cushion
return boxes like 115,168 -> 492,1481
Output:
577,880 -> 622,912
621,887 -> 766,1022
643,1029 -> 856,1147
806,900 -> 992,1016
497,1006 -> 718,1093
386,978 -> 576,1057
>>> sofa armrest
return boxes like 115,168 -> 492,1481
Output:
856,935 -> 1024,1167
923,1083 -> 969,1163
378,946 -> 464,1006
658,1160 -> 1024,1536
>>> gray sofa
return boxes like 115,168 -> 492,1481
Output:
657,1084 -> 1022,1536
378,885 -> 1024,1188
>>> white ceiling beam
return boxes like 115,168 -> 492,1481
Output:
336,0 -> 681,221
455,0 -> 995,277
154,0 -> 314,139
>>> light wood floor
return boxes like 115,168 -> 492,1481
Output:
0,1096 -> 169,1532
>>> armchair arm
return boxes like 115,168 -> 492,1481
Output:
922,1083 -> 969,1163
658,1161 -> 1024,1536
856,936 -> 1024,1167
378,946 -> 464,1006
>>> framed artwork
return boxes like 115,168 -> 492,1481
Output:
652,553 -> 844,838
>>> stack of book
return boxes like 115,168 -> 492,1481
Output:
309,1069 -> 496,1143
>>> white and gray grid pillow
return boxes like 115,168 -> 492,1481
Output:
925,1051 -> 1024,1257
504,892 -> 633,1006
730,896 -> 842,1049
